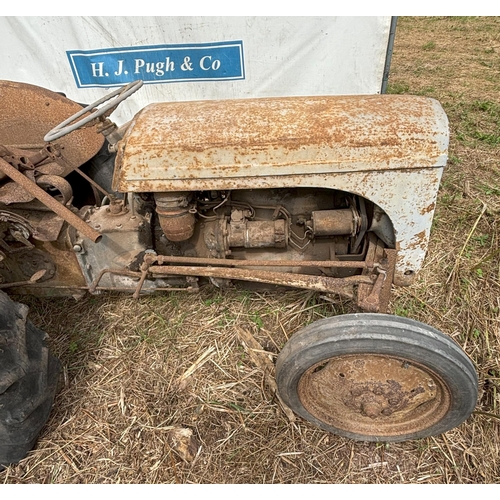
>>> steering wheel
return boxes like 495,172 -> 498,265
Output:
44,80 -> 144,142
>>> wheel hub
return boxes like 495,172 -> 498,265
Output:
298,354 -> 451,438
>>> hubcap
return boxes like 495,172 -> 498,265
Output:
298,354 -> 451,437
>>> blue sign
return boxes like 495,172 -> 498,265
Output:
67,41 -> 245,88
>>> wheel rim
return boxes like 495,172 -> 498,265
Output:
298,353 -> 451,438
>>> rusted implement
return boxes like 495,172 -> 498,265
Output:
0,157 -> 101,242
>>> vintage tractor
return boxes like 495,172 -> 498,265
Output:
0,79 -> 478,465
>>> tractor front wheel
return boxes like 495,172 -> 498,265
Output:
276,313 -> 478,442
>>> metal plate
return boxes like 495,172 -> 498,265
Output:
113,94 -> 448,192
0,80 -> 104,176
298,353 -> 450,438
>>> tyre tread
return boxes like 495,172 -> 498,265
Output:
0,291 -> 60,465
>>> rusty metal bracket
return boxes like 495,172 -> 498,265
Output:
378,247 -> 397,312
0,157 -> 102,243
357,247 -> 397,313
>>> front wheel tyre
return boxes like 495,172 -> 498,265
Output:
276,313 -> 478,442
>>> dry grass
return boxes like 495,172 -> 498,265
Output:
2,16 -> 500,484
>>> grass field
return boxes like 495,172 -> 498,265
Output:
2,16 -> 500,484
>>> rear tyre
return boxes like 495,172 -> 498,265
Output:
276,313 -> 478,442
0,291 -> 61,466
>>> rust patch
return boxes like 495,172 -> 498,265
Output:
297,354 -> 450,438
0,80 -> 104,176
0,157 -> 102,242
147,264 -> 374,295
421,202 -> 436,214
152,254 -> 370,269
114,94 -> 448,192
406,230 -> 427,252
